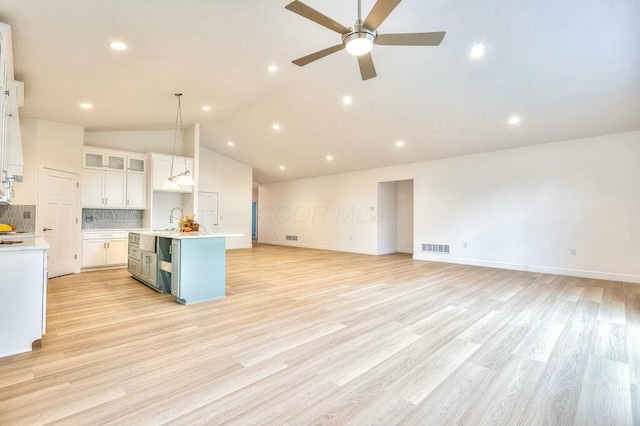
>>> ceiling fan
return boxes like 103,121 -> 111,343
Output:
285,0 -> 446,81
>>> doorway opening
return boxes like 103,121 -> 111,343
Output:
377,179 -> 414,255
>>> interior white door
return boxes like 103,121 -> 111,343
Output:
39,168 -> 79,278
198,192 -> 219,233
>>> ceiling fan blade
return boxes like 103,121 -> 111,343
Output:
357,53 -> 377,80
285,1 -> 349,34
292,44 -> 345,67
376,32 -> 446,46
363,0 -> 402,31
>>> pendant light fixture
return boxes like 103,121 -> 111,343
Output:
162,93 -> 196,190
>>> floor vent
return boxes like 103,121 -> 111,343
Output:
421,243 -> 450,254
286,235 -> 298,241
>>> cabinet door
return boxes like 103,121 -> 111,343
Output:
104,171 -> 126,208
170,240 -> 181,297
105,239 -> 128,265
140,253 -> 150,280
152,157 -> 173,190
128,156 -> 146,174
82,169 -> 105,207
83,151 -> 105,169
82,240 -> 106,267
106,154 -> 126,172
126,173 -> 146,209
5,83 -> 23,177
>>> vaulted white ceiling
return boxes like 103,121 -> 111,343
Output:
2,0 -> 639,183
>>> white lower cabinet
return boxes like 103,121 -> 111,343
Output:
0,246 -> 48,358
82,231 -> 128,268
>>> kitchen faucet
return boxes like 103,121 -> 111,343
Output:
169,207 -> 184,230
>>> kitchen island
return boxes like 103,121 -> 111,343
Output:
129,231 -> 242,305
0,236 -> 49,358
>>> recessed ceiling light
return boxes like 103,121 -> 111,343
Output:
273,124 -> 281,131
469,43 -> 485,59
109,41 -> 128,51
227,141 -> 235,147
279,165 -> 286,170
202,106 -> 211,111
343,96 -> 352,105
508,116 -> 521,125
79,103 -> 93,109
395,140 -> 405,147
267,64 -> 278,72
326,155 -> 334,161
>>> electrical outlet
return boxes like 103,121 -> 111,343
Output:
463,242 -> 468,249
570,249 -> 576,256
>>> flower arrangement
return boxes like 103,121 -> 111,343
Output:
178,214 -> 199,232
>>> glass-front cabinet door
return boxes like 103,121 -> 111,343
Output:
83,151 -> 105,169
106,154 -> 126,171
127,156 -> 146,174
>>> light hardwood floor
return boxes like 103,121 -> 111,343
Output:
1,244 -> 639,425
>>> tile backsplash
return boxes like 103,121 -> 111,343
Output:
82,209 -> 144,230
0,204 -> 36,232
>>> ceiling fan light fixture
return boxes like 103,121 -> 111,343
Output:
343,29 -> 376,56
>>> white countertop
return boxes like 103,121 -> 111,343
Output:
141,231 -> 243,240
82,228 -> 148,233
0,237 -> 50,252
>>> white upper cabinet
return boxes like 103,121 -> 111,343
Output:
5,81 -> 23,177
83,149 -> 126,172
127,155 -> 146,174
0,22 -> 24,204
126,173 -> 146,209
82,147 -> 148,209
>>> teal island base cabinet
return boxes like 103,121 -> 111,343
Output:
155,234 -> 235,305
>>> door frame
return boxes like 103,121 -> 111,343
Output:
37,166 -> 81,275
197,190 -> 219,233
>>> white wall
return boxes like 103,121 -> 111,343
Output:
198,146 -> 253,249
14,119 -> 84,205
259,131 -> 640,283
84,130 -> 175,155
377,181 -> 397,254
397,179 -> 414,253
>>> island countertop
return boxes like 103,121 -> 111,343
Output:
140,231 -> 243,240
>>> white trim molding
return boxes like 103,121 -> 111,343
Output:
413,254 -> 640,284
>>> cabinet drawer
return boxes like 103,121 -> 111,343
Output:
128,244 -> 141,262
128,258 -> 141,276
83,231 -> 128,240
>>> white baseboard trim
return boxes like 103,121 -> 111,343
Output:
413,253 -> 640,284
257,240 -> 378,255
377,248 -> 399,255
377,248 -> 413,255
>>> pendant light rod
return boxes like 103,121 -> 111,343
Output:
169,93 -> 182,180
163,92 -> 195,189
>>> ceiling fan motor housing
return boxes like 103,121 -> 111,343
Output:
342,23 -> 377,54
